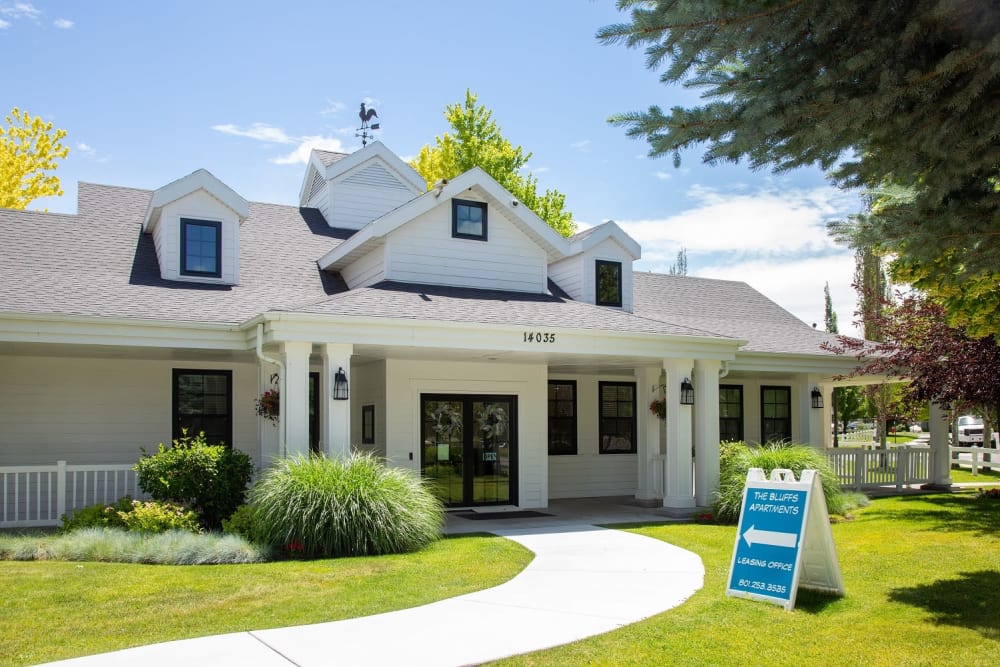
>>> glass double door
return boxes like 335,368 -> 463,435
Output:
421,394 -> 517,507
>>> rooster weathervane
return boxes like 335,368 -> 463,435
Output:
356,102 -> 380,147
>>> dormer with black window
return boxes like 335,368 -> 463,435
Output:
142,169 -> 249,284
548,221 -> 640,312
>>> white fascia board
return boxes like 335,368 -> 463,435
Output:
142,169 -> 250,232
253,311 -> 739,360
729,351 -> 870,376
569,221 -> 641,259
322,141 -> 427,193
297,151 -> 329,204
0,313 -> 248,350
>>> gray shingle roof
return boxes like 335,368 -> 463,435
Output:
313,150 -> 349,167
632,272 -> 845,356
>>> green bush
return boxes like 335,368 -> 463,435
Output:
60,497 -> 132,533
134,430 -> 254,530
249,453 -> 444,558
116,500 -> 201,534
713,441 -> 858,524
221,504 -> 262,543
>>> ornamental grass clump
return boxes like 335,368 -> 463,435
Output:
713,441 -> 866,523
249,453 -> 444,558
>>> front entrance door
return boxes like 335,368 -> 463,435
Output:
420,394 -> 517,507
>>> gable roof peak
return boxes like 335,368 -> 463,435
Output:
142,168 -> 249,232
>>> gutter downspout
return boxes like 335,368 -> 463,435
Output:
256,323 -> 286,458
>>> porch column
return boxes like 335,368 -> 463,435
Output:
822,385 -> 835,449
663,358 -> 695,509
798,373 -> 824,448
322,343 -> 353,458
637,366 -> 664,502
927,401 -> 952,488
282,341 -> 312,458
693,359 -> 721,507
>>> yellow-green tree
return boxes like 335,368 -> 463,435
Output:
411,91 -> 575,237
0,107 -> 69,210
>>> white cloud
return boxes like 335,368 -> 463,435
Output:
1,3 -> 41,19
320,100 -> 345,115
76,142 -> 94,155
211,122 -> 295,144
0,18 -> 8,28
53,17 -> 72,28
655,171 -> 672,181
570,139 -> 591,153
272,136 -> 348,165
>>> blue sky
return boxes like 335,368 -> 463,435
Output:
3,1 -> 864,334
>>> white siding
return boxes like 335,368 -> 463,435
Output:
383,359 -> 548,508
0,354 -> 259,466
153,189 -> 241,285
303,165 -> 330,220
547,373 -> 639,499
340,245 -> 386,289
549,239 -> 635,311
547,255 -> 584,299
386,198 -> 548,293
328,162 -> 418,230
351,360 -> 387,457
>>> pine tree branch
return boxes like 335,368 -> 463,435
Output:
630,0 -> 805,35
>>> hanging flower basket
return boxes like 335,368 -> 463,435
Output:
255,374 -> 280,424
649,398 -> 666,420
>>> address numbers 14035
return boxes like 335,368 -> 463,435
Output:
523,331 -> 556,343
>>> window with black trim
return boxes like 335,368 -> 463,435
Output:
548,380 -> 577,455
180,218 -> 222,277
761,386 -> 792,443
719,385 -> 744,442
172,369 -> 232,446
599,381 -> 636,454
362,404 -> 375,445
596,260 -> 622,307
452,199 -> 487,241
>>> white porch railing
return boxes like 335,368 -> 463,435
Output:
826,446 -> 932,490
0,461 -> 145,528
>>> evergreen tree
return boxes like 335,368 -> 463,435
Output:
823,282 -> 838,335
599,2 -> 999,337
411,90 -> 575,237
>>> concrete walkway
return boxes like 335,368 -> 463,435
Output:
44,500 -> 704,667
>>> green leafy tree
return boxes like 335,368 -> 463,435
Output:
667,247 -> 687,276
599,2 -> 999,337
1,107 -> 69,210
411,90 -> 575,237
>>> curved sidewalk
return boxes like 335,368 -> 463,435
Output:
44,519 -> 704,666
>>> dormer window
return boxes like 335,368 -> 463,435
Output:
596,260 -> 622,307
452,199 -> 487,241
180,218 -> 222,278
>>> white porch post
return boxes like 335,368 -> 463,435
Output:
799,373 -> 824,448
663,358 -> 695,509
322,343 -> 353,458
282,341 -> 312,458
637,366 -> 664,502
822,385 -> 835,449
927,401 -> 953,488
693,359 -> 720,508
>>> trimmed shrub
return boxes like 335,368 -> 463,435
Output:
221,504 -> 263,543
60,497 -> 132,533
249,453 -> 444,558
713,441 -> 857,524
134,430 -> 254,529
117,499 -> 201,534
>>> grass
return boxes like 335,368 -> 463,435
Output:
0,532 -> 532,666
950,464 -> 1000,484
491,492 -> 1000,666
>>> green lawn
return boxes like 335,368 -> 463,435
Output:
0,533 -> 532,666
492,492 -> 1000,666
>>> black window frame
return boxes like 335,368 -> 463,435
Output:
761,385 -> 792,444
451,199 -> 488,241
547,380 -> 578,455
719,384 -> 744,442
598,381 -> 637,454
361,404 -> 376,445
180,217 -> 222,278
172,369 -> 233,446
596,260 -> 623,307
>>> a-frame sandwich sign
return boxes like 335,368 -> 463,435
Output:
726,468 -> 844,610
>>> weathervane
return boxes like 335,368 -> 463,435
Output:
356,102 -> 380,147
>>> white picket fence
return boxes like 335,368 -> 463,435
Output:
825,445 -> 932,490
951,446 -> 1000,476
0,461 -> 145,528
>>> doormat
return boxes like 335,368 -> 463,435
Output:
454,511 -> 551,520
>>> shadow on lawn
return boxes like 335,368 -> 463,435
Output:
888,570 -> 1000,641
866,494 -> 1000,537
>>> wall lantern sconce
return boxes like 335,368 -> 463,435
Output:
333,367 -> 349,400
811,386 -> 823,409
680,378 -> 695,405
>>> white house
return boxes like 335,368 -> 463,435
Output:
0,141 -> 865,516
